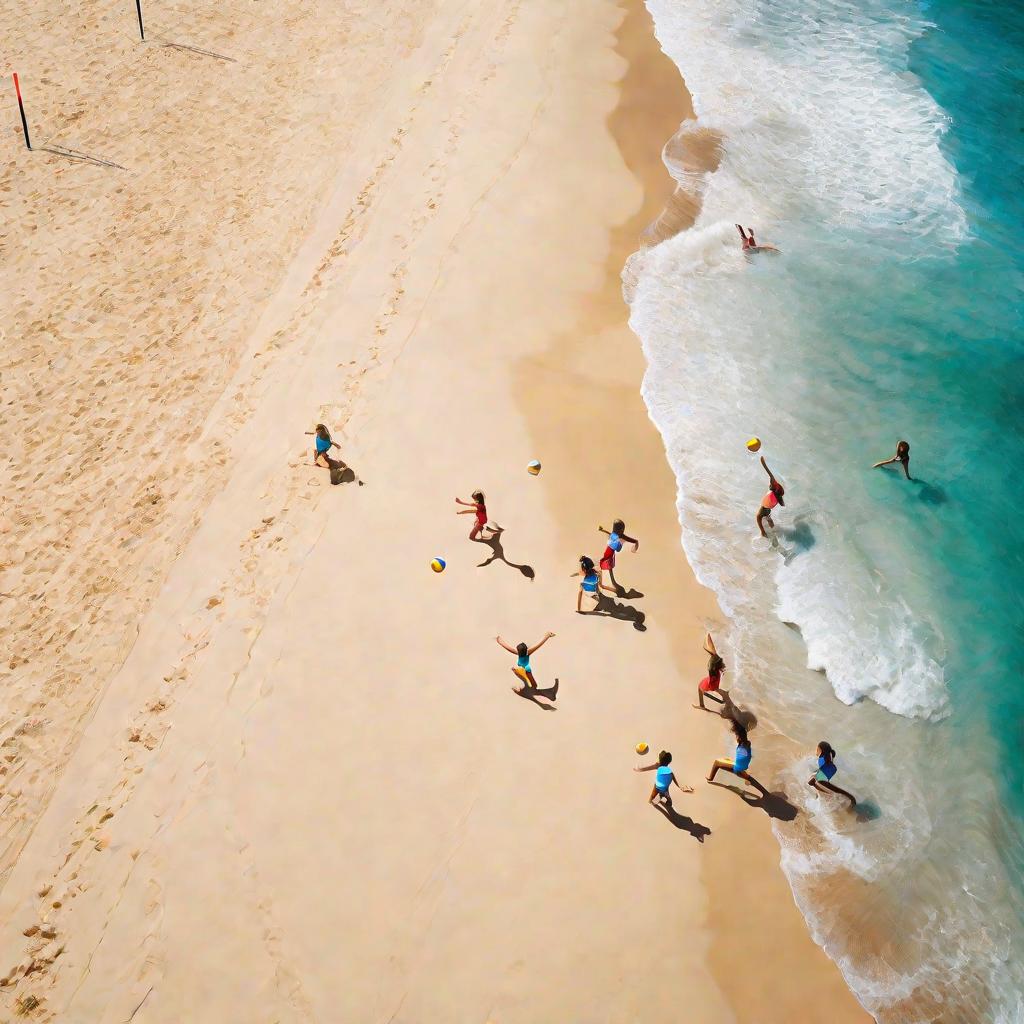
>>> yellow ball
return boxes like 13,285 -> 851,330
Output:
635,741 -> 649,755
527,460 -> 542,475
430,557 -> 446,573
746,437 -> 762,453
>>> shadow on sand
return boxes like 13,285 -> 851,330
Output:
710,780 -> 799,822
654,801 -> 713,842
585,593 -> 646,631
477,532 -> 535,579
512,678 -> 559,711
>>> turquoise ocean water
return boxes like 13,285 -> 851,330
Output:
628,0 -> 1024,1019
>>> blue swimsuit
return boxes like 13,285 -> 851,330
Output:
734,744 -> 752,773
655,765 -> 674,793
315,434 -> 332,454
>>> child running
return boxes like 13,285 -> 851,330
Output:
597,519 -> 639,592
808,741 -> 857,809
455,491 -> 501,542
495,633 -> 557,697
634,750 -> 693,809
307,423 -> 342,468
694,632 -> 726,710
570,555 -> 615,613
707,719 -> 766,794
756,455 -> 786,538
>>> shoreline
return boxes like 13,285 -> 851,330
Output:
1,0 -> 870,1018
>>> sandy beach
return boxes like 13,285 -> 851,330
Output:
2,0 -> 871,1019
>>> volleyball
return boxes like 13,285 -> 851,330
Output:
430,557 -> 446,573
746,437 -> 762,453
635,741 -> 649,755
527,460 -> 542,475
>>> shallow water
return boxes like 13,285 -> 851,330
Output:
628,0 -> 1024,1019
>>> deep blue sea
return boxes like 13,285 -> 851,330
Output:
629,0 -> 1024,1018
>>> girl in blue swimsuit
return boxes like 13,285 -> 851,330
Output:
307,423 -> 342,468
808,741 -> 857,808
634,750 -> 693,808
570,555 -> 615,613
496,632 -> 557,696
707,719 -> 767,795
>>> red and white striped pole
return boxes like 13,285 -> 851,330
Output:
12,73 -> 30,150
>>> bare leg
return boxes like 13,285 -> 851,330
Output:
649,786 -> 660,804
707,758 -> 732,782
737,770 -> 769,797
819,779 -> 858,808
576,588 -> 583,613
696,687 -> 706,710
469,521 -> 482,541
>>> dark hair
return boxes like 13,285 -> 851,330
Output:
472,490 -> 485,503
658,750 -> 672,766
579,555 -> 595,573
516,642 -> 528,657
731,719 -> 751,751
708,653 -> 725,675
612,519 -> 625,533
315,423 -> 329,440
818,741 -> 836,762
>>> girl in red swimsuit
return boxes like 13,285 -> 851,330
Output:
756,456 -> 785,537
455,490 -> 500,542
695,632 -> 726,710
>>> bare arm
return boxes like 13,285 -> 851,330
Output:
527,632 -> 555,655
872,456 -> 898,468
620,532 -> 639,550
672,773 -> 695,794
703,632 -> 718,657
760,455 -> 777,485
633,762 -> 658,774
495,636 -> 517,654
455,497 -> 474,506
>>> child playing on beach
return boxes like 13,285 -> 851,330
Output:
598,519 -> 639,593
694,632 -> 726,710
707,719 -> 766,794
756,456 -> 785,537
307,424 -> 343,468
455,491 -> 501,542
808,741 -> 857,809
495,632 -> 557,697
634,750 -> 694,808
571,555 -> 615,613
872,440 -> 912,480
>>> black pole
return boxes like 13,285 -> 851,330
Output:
135,0 -> 145,40
12,74 -> 30,150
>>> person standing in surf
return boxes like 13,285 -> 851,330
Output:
873,440 -> 912,480
707,719 -> 767,795
597,519 -> 639,593
736,224 -> 780,254
808,741 -> 857,809
756,455 -> 785,537
694,632 -> 726,710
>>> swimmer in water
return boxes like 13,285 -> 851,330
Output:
808,741 -> 857,809
736,224 -> 780,254
756,456 -> 785,538
873,440 -> 912,480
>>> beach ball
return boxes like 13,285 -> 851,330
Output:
635,741 -> 649,755
527,460 -> 542,476
430,557 -> 446,573
746,437 -> 762,453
